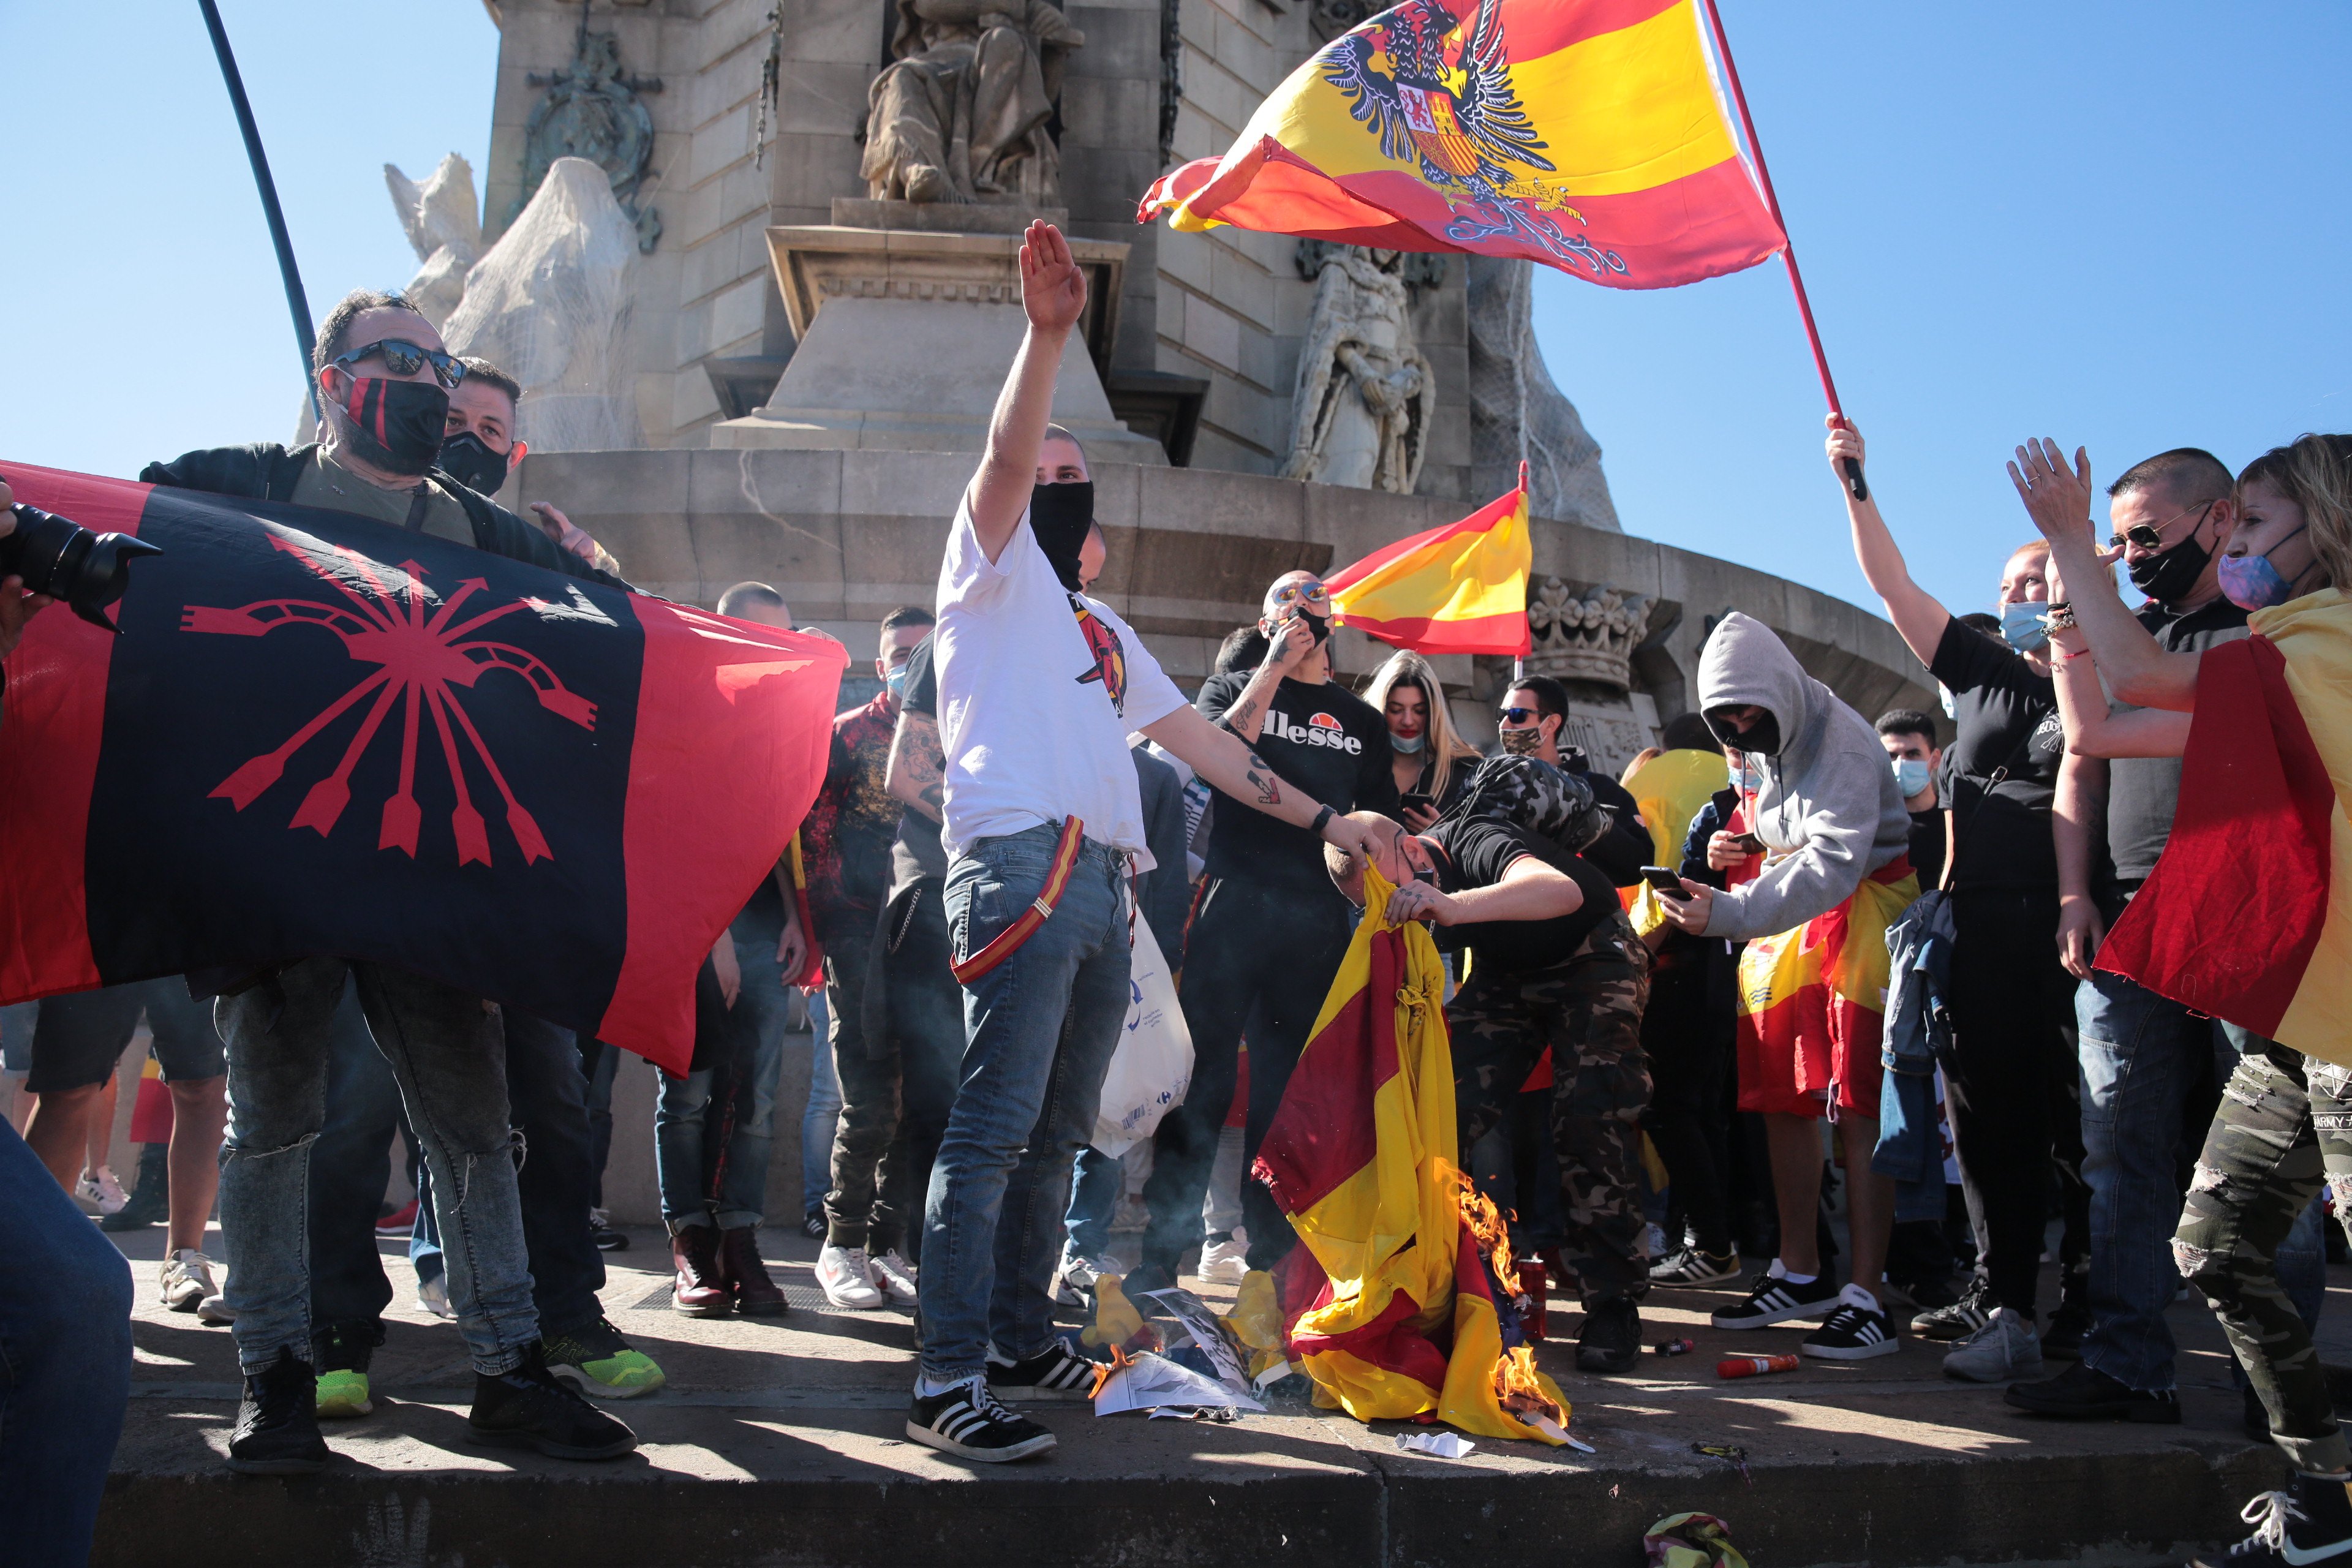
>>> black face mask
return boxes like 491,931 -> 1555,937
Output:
1706,707 -> 1782,757
1030,479 -> 1095,593
334,374 -> 451,478
437,430 -> 510,495
2125,529 -> 2214,605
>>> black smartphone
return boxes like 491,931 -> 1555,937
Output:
1641,865 -> 1691,900
1726,831 -> 1765,855
1400,790 -> 1434,815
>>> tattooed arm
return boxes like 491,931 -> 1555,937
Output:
1140,704 -> 1379,862
886,707 -> 948,824
1212,614 -> 1315,744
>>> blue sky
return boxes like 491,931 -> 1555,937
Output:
5,2 -> 2346,618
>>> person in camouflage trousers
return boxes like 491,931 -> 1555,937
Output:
1450,911 -> 1654,1310
2175,1028 -> 2352,1476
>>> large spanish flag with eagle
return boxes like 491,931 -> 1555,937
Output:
2097,593 -> 2352,1063
1256,861 -> 1571,1443
1325,466 -> 1531,656
1138,0 -> 1786,288
0,461 -> 845,1074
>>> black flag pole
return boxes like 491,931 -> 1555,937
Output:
196,0 -> 319,421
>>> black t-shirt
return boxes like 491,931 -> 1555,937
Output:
2108,598 -> 2250,882
889,635 -> 951,886
1907,807 -> 1946,892
1425,816 -> 1616,974
1196,670 -> 1398,889
1928,617 -> 2066,891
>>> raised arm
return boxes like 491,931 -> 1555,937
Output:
1827,418 -> 1951,667
886,707 -> 947,824
1140,702 -> 1379,862
967,222 -> 1088,562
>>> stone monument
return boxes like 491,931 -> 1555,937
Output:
1280,245 -> 1437,494
862,0 -> 1085,206
384,153 -> 482,331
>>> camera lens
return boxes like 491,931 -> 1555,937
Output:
1,502 -> 164,634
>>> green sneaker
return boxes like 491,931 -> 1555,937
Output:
543,1317 -> 666,1401
314,1366 -> 374,1419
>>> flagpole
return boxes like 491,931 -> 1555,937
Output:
1695,0 -> 1867,502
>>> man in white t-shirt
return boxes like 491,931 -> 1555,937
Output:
907,221 -> 1381,1463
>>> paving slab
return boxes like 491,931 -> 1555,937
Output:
96,1222 -> 2329,1567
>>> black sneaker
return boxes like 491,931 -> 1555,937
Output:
1894,1273 -> 1962,1313
467,1343 -> 639,1459
1912,1275 -> 1994,1341
1802,1290 -> 1901,1361
590,1208 -> 630,1252
987,1338 -> 1101,1401
2042,1298 -> 2090,1360
1649,1246 -> 1743,1288
227,1346 -> 330,1474
2003,1360 -> 2180,1423
1711,1268 -> 1839,1329
1575,1294 -> 1642,1374
801,1213 -> 826,1239
2192,1472 -> 2352,1567
908,1376 -> 1058,1462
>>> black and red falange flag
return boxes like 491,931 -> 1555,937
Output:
0,462 -> 845,1074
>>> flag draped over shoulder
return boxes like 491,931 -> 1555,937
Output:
1325,470 -> 1531,657
1736,860 -> 1917,1100
1256,861 -> 1569,1443
1138,0 -> 1786,288
0,462 -> 846,1074
2098,594 -> 2352,1064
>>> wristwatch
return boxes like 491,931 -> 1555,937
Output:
1310,804 -> 1334,837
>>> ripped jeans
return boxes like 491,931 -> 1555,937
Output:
216,957 -> 537,1376
2174,1032 -> 2352,1474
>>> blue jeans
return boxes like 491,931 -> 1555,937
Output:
309,982 -> 410,1335
804,989 -> 842,1223
2076,968 -> 2226,1393
922,825 -> 1131,1381
217,957 -> 538,1376
0,1117 -> 131,1564
654,935 -> 790,1232
1064,1147 -> 1122,1263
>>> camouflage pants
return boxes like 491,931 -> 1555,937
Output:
1450,913 -> 1653,1302
2174,1034 -> 2352,1473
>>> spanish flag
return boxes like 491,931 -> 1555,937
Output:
1325,468 -> 1531,657
1137,0 -> 1785,288
1736,859 -> 1917,1117
2097,594 -> 2352,1063
1256,862 -> 1570,1442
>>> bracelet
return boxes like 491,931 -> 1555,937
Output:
2040,603 -> 2078,633
1310,804 -> 1334,837
2058,647 -> 2093,662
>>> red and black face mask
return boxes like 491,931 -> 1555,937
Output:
334,375 -> 451,478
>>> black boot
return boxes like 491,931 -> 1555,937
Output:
1575,1294 -> 1642,1375
2192,1471 -> 2352,1567
468,1341 -> 638,1460
99,1143 -> 170,1233
226,1346 -> 330,1474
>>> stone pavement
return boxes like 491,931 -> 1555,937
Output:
99,1220 -> 2322,1568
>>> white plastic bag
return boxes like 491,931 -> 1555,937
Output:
1091,910 -> 1193,1156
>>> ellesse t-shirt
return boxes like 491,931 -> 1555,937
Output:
1195,668 -> 1398,891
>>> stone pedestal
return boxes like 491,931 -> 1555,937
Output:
709,224 -> 1164,462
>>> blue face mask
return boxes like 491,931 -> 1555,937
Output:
1999,600 -> 2049,652
2218,525 -> 2309,611
1727,758 -> 1762,794
1892,757 -> 1931,799
885,665 -> 910,700
1391,731 -> 1425,754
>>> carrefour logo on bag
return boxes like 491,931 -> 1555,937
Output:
1268,709 -> 1362,753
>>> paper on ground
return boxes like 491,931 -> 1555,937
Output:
1396,1431 -> 1475,1458
1093,1350 -> 1266,1417
1137,1287 -> 1253,1395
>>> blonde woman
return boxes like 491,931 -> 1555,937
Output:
1362,649 -> 1481,830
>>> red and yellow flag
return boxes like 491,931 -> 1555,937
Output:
1736,860 -> 1917,1117
1256,862 -> 1570,1443
1325,469 -> 1531,656
2097,594 -> 2352,1062
1137,0 -> 1785,288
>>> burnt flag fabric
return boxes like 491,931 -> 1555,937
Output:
0,461 -> 845,1074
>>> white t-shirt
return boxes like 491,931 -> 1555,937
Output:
933,496 -> 1188,859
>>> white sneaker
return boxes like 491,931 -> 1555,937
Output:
869,1249 -> 918,1306
160,1250 -> 218,1312
80,1166 -> 129,1215
196,1291 -> 236,1325
417,1272 -> 458,1319
1054,1254 -> 1114,1308
818,1243 -> 885,1309
1198,1234 -> 1250,1285
1942,1305 -> 2043,1383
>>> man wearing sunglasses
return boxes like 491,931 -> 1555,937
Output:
139,288 -> 636,1476
1493,674 -> 1653,884
1125,566 -> 1398,1300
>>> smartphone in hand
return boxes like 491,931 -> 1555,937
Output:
1400,790 -> 1434,815
1641,865 -> 1691,900
1726,832 -> 1765,855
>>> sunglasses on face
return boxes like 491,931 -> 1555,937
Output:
1497,706 -> 1539,725
1270,581 -> 1330,607
331,337 -> 468,390
2109,497 -> 2218,553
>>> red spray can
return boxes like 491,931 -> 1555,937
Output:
1515,1256 -> 1547,1340
1716,1353 -> 1800,1379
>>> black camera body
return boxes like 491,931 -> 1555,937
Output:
0,502 -> 162,633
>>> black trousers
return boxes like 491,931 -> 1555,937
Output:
1639,955 -> 1733,1256
1141,876 -> 1352,1274
1944,886 -> 2087,1315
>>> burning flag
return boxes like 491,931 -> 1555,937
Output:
0,461 -> 845,1073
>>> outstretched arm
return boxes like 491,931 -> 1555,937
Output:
1140,703 -> 1379,863
1828,418 -> 1951,667
967,222 -> 1088,563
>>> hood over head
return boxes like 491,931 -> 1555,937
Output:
1697,611 -> 1815,759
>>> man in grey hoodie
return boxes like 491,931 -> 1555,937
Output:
1658,612 -> 1916,1360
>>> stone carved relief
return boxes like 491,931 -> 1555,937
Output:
517,12 -> 663,252
1309,0 -> 1378,43
862,1 -> 1084,206
384,153 -> 481,331
1466,256 -> 1619,531
1525,577 -> 1654,692
1281,247 -> 1434,494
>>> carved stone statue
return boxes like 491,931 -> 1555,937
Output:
384,153 -> 481,331
1281,247 -> 1435,494
862,0 -> 1084,205
1525,577 -> 1654,691
1466,255 -> 1619,530
518,14 -> 663,252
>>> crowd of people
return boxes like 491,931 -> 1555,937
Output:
4,219 -> 2350,1568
